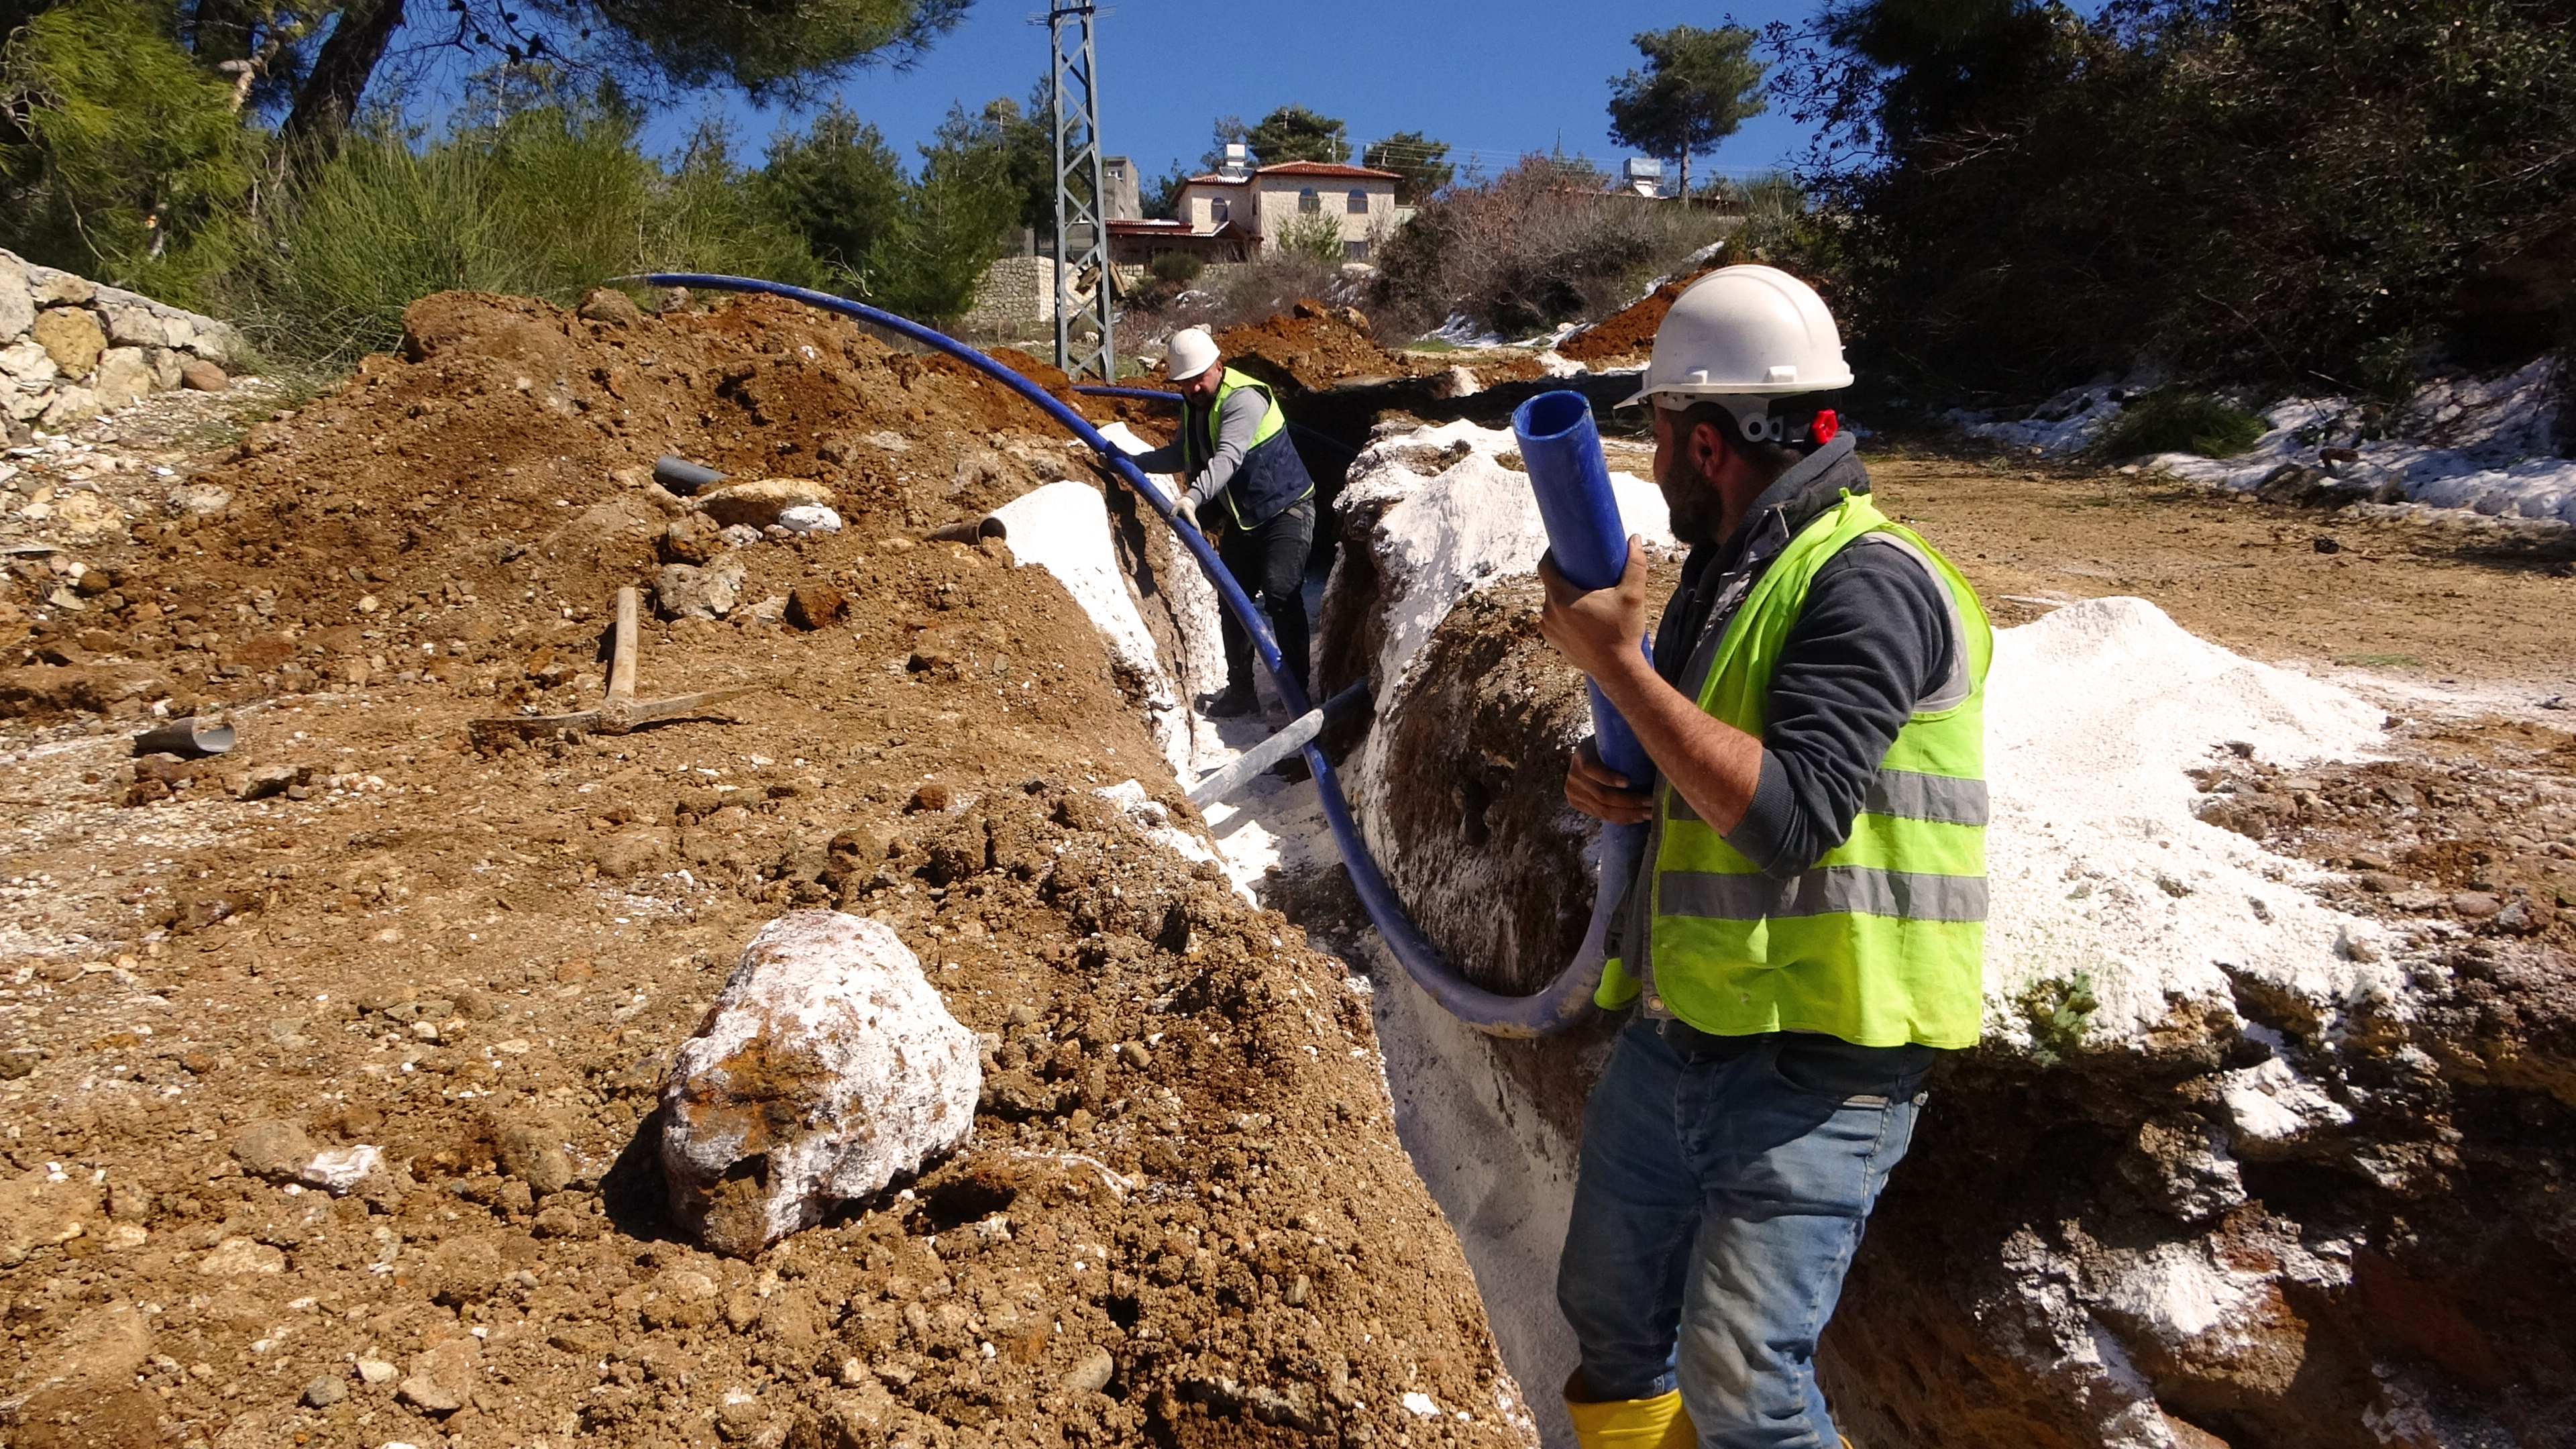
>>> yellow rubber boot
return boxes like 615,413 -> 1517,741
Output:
1564,1374 -> 1695,1448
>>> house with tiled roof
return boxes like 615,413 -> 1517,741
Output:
1169,155 -> 1404,264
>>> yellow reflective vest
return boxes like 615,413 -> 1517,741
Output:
1598,491 -> 1993,1049
1179,368 -> 1312,527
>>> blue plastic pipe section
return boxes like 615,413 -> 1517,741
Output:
1511,391 -> 1654,786
1513,390 -> 1658,1022
634,274 -> 1601,1034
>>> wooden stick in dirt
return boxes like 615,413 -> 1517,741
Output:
608,586 -> 640,702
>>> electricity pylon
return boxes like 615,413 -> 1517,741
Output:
1049,4 -> 1115,381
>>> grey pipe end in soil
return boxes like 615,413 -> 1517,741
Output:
653,455 -> 727,496
926,517 -> 1010,545
133,717 -> 234,758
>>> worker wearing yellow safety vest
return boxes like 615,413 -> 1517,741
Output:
1534,266 -> 1991,1449
1125,326 -> 1318,718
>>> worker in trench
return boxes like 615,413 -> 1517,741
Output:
1535,265 -> 1992,1449
1122,325 -> 1317,717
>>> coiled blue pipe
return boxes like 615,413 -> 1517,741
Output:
635,274 -> 1601,1034
1513,390 -> 1656,1025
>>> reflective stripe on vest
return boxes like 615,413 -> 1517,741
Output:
1181,368 -> 1303,527
1617,492 -> 1994,1049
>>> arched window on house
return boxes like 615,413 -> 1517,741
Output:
1210,197 -> 1229,224
1298,187 -> 1320,213
1346,189 -> 1369,214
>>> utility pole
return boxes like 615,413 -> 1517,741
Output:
1049,3 -> 1115,382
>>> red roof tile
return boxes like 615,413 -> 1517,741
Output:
1180,161 -> 1403,185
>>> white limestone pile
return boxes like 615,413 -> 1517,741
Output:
1982,594 -> 2404,1052
985,476 -> 1193,775
659,911 -> 979,1256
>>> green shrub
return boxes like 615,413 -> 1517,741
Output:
1373,155 -> 1737,339
226,89 -> 824,364
1149,250 -> 1205,285
0,0 -> 258,304
1275,209 -> 1346,266
232,127 -> 511,363
2093,388 -> 2266,459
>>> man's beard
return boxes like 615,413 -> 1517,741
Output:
1661,445 -> 1724,547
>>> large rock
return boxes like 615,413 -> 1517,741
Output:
38,384 -> 100,429
659,911 -> 980,1257
693,477 -> 834,531
653,557 -> 745,620
230,1118 -> 315,1179
101,301 -> 160,349
398,1335 -> 480,1415
0,252 -> 32,340
92,346 -> 154,410
0,1172 -> 99,1267
0,339 -> 56,383
30,269 -> 93,306
6,1299 -> 154,1438
31,308 -> 104,376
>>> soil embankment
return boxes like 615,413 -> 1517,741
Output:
0,292 -> 1533,1448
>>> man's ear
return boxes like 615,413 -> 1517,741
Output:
1686,417 -> 1731,480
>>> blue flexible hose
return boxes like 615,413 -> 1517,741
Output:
633,274 -> 1601,1035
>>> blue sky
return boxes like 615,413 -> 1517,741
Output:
638,1 -> 1827,184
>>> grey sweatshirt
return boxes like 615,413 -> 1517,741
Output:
1127,386 -> 1269,508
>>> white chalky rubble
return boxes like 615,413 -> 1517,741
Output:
777,503 -> 842,533
296,1144 -> 385,1195
1092,780 -> 1249,902
1982,594 -> 2401,1046
1329,419 -> 1672,877
658,910 -> 979,1256
984,474 -> 1194,776
1954,358 -> 2576,526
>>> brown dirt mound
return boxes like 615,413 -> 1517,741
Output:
0,290 -> 1530,1448
1556,270 -> 1715,364
1216,303 -> 1421,392
985,347 -> 1073,393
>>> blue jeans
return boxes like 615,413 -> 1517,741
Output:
1557,1018 -> 1932,1448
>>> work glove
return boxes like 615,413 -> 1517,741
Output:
1173,495 -> 1199,531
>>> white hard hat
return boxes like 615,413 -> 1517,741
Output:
1620,264 -> 1852,410
1165,327 -> 1220,380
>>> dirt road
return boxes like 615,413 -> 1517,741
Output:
1863,451 -> 2575,691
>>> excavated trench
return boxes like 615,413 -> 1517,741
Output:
10,282 -> 2569,1449
554,298 -> 2576,1449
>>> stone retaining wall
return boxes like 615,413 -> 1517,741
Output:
959,255 -> 1061,335
0,250 -> 246,432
